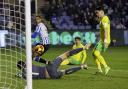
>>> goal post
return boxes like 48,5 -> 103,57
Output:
25,0 -> 32,89
0,0 -> 32,89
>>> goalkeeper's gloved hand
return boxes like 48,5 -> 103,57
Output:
15,72 -> 23,78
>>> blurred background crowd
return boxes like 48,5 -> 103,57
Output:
0,0 -> 128,31
41,0 -> 128,30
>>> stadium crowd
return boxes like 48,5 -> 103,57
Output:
0,0 -> 128,30
43,0 -> 128,30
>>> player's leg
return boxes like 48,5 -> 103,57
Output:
66,50 -> 87,65
61,59 -> 70,65
92,42 -> 103,73
50,47 -> 84,68
58,48 -> 84,61
92,42 -> 110,74
68,57 -> 81,65
47,47 -> 84,68
95,58 -> 102,72
93,50 -> 108,67
46,48 -> 85,79
51,48 -> 84,70
94,50 -> 110,75
59,64 -> 88,75
61,57 -> 83,65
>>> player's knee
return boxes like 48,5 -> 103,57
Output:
59,51 -> 69,59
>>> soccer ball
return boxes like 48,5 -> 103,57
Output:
32,44 -> 45,57
35,45 -> 44,56
36,45 -> 44,52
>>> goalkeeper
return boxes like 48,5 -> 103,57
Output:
16,47 -> 88,79
61,37 -> 87,65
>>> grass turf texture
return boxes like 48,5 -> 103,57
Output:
0,46 -> 128,89
33,46 -> 128,89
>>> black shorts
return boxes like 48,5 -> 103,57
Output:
46,57 -> 63,79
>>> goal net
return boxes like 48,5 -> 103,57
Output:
0,0 -> 32,89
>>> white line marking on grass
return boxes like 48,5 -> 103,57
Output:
88,67 -> 128,73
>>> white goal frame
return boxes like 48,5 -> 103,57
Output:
25,0 -> 32,89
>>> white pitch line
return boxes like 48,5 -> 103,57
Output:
88,67 -> 128,73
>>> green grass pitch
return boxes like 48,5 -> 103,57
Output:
33,46 -> 128,89
0,46 -> 128,89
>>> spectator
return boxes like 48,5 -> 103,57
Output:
21,0 -> 128,30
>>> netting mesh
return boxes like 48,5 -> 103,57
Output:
0,0 -> 26,88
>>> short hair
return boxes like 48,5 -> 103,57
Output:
17,60 -> 26,70
75,37 -> 81,40
36,15 -> 44,22
95,6 -> 104,11
36,15 -> 42,18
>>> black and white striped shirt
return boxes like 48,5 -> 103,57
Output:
33,23 -> 50,45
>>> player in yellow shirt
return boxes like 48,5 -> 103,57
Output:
61,37 -> 87,65
93,6 -> 111,75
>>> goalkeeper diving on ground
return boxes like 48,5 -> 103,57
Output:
16,47 -> 89,79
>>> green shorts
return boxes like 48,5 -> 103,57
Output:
68,57 -> 82,65
94,41 -> 109,52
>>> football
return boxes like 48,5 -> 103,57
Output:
32,45 -> 45,57
36,45 -> 44,53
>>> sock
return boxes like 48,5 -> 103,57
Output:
98,55 -> 108,68
65,67 -> 81,75
94,50 -> 108,68
95,58 -> 102,72
68,48 -> 83,57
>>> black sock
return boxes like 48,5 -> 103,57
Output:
69,48 -> 83,56
65,67 -> 81,75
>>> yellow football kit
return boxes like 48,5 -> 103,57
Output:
93,15 -> 111,74
100,15 -> 111,44
61,43 -> 87,65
